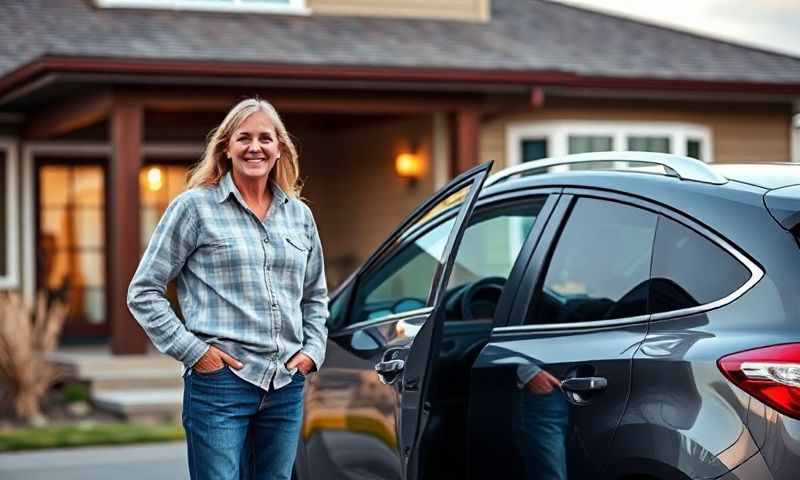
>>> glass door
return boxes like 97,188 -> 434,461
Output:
37,160 -> 107,339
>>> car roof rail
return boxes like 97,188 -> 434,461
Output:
485,151 -> 728,186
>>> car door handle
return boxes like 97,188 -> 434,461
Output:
561,376 -> 607,392
375,359 -> 405,385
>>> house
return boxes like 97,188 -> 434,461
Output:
0,0 -> 798,355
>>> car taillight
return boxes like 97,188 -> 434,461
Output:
718,343 -> 800,419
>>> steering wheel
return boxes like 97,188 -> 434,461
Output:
460,276 -> 507,321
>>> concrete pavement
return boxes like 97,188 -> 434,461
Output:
0,442 -> 188,480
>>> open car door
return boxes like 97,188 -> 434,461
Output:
379,161 -> 492,480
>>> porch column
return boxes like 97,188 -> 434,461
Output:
450,109 -> 480,176
109,96 -> 148,354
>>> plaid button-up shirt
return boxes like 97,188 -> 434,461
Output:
127,172 -> 328,391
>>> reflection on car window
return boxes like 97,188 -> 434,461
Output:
443,198 -> 545,320
446,200 -> 544,290
350,184 -> 472,324
528,198 -> 657,325
650,216 -> 750,313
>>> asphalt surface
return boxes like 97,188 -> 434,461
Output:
0,442 -> 188,480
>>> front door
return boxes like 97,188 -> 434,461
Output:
37,158 -> 108,339
300,162 -> 491,480
467,193 -> 659,479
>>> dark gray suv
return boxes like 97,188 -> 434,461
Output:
294,152 -> 800,480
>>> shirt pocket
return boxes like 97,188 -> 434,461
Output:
285,236 -> 309,253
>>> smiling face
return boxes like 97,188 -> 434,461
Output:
226,110 -> 281,183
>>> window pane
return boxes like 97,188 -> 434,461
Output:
447,200 -> 544,290
353,183 -> 473,323
41,208 -> 69,248
445,199 -> 545,320
568,135 -> 612,154
687,139 -> 702,160
522,140 -> 548,162
528,198 -> 657,325
650,217 -> 750,313
74,209 -> 104,248
628,136 -> 671,153
0,151 -> 6,277
82,287 -> 106,324
40,167 -> 69,207
77,252 -> 105,287
73,167 -> 104,206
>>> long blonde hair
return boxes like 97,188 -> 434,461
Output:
187,98 -> 301,197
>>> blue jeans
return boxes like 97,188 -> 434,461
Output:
516,390 -> 569,480
182,366 -> 305,480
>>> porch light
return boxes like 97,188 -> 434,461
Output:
395,153 -> 424,181
145,167 -> 164,192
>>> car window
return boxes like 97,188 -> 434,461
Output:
528,198 -> 657,325
446,199 -> 544,291
351,197 -> 546,325
650,216 -> 751,314
349,185 -> 471,325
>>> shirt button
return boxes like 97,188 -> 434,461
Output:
271,303 -> 278,309
263,238 -> 269,243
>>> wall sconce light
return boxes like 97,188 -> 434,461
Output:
395,152 -> 424,184
144,166 -> 164,192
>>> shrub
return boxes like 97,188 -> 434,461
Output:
0,292 -> 67,424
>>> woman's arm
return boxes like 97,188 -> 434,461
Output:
298,206 -> 329,372
127,193 -> 210,368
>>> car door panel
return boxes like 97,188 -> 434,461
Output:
467,193 -> 659,480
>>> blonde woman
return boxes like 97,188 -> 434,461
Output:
128,98 -> 328,480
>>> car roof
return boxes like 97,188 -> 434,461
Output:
710,163 -> 800,190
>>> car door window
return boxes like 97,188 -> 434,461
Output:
350,186 -> 470,324
352,197 -> 546,325
650,216 -> 751,313
528,198 -> 657,325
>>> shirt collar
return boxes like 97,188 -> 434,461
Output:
217,171 -> 289,207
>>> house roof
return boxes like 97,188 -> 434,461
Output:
2,0 -> 800,90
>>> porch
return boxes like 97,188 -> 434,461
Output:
6,86 -> 485,354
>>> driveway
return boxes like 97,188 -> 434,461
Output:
0,442 -> 187,480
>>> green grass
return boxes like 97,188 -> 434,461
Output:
0,423 -> 185,452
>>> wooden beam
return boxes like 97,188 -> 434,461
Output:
450,109 -> 480,176
108,95 -> 148,355
25,92 -> 112,140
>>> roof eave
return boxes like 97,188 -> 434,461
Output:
3,55 -> 800,102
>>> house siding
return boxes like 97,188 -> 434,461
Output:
297,116 -> 436,286
481,98 -> 793,169
308,0 -> 489,22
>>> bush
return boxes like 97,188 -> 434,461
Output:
0,292 -> 67,424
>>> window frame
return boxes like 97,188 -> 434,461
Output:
506,121 -> 714,169
0,139 -> 19,289
500,190 -> 763,332
94,0 -> 310,15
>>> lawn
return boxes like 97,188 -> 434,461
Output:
0,423 -> 185,451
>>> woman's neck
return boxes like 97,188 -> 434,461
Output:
231,171 -> 272,208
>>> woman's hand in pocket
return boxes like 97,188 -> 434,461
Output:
286,352 -> 315,375
193,346 -> 244,374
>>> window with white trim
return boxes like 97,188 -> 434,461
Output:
508,121 -> 713,168
0,140 -> 19,289
95,0 -> 308,15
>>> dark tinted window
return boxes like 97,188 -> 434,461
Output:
522,140 -> 548,162
650,217 -> 750,313
528,198 -> 657,325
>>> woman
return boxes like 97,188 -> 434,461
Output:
127,98 -> 328,480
